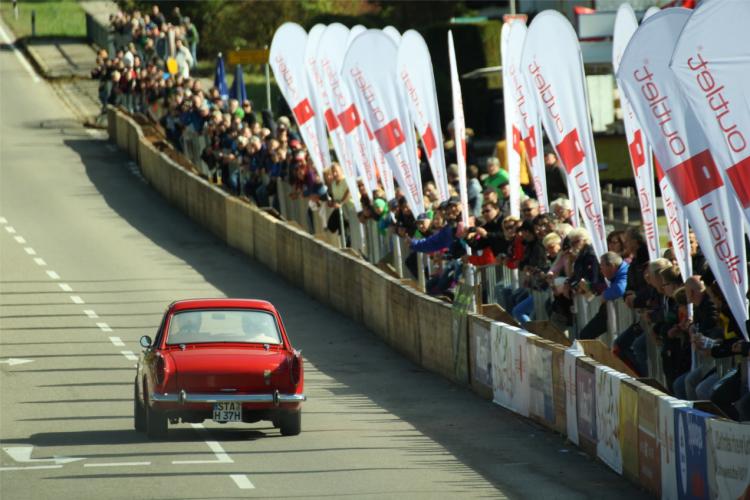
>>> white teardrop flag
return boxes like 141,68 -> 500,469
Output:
448,30 -> 470,226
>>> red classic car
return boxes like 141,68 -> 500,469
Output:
134,299 -> 305,439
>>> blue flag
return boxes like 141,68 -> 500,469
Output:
214,53 -> 228,101
229,64 -> 247,104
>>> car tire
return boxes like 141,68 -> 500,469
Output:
134,381 -> 146,432
145,395 -> 168,439
279,410 -> 301,436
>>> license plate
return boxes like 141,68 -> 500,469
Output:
213,402 -> 242,422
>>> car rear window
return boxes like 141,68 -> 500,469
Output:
166,309 -> 282,345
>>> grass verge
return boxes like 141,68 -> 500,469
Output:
0,0 -> 85,38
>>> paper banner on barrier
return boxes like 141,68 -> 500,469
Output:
317,24 -> 378,202
521,11 -> 607,257
490,323 -> 530,417
595,366 -> 626,475
270,22 -> 331,177
576,358 -> 597,454
612,4 -> 660,261
564,342 -> 584,445
448,31 -> 470,226
342,30 -> 424,216
397,30 -> 450,202
674,407 -> 711,500
503,20 -> 548,215
527,341 -> 554,425
658,396 -> 692,500
638,386 -> 663,497
617,9 -> 749,339
707,418 -> 750,500
305,23 -> 362,212
619,379 -> 640,482
471,318 -> 492,388
671,0 -> 750,236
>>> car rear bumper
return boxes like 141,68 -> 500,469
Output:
151,390 -> 306,406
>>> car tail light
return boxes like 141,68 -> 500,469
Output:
290,352 -> 302,386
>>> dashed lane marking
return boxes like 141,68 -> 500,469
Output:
23,247 -> 35,255
230,474 -> 255,490
97,322 -> 112,332
13,236 -> 25,244
109,337 -> 124,347
84,310 -> 98,318
172,424 -> 233,464
33,257 -> 46,266
46,270 -> 60,280
121,351 -> 138,361
58,283 -> 73,292
70,296 -> 84,304
5,226 -> 16,234
84,462 -> 150,468
0,465 -> 62,472
0,217 -> 6,224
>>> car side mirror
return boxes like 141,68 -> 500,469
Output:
140,335 -> 152,349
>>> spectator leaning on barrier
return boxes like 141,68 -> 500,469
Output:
577,251 -> 629,340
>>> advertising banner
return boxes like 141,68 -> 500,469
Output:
707,418 -> 750,500
270,22 -> 331,177
656,159 -> 691,281
527,340 -> 554,425
619,379 -> 640,483
612,4 -> 660,260
638,385 -> 663,497
564,342 -> 584,445
342,30 -> 424,216
617,9 -> 749,338
576,357 -> 597,455
521,11 -> 607,257
398,30 -> 450,202
596,366 -> 626,474
490,323 -> 530,417
503,21 -> 548,214
317,24 -> 378,200
659,396 -> 692,500
471,317 -> 492,389
448,31 -> 469,226
674,407 -> 711,500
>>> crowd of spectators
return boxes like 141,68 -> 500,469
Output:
98,6 -> 749,422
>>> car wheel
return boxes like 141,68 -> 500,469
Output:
133,380 -> 146,432
145,395 -> 168,439
279,410 -> 301,436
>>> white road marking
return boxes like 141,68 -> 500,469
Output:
23,247 -> 35,255
58,283 -> 73,292
230,474 -> 255,490
5,226 -> 16,234
172,424 -> 233,464
33,257 -> 46,266
46,270 -> 60,280
0,24 -> 40,83
109,336 -> 125,347
0,358 -> 33,366
96,322 -> 112,332
83,462 -> 150,468
0,465 -> 62,472
70,296 -> 84,304
3,446 -> 82,464
14,236 -> 25,244
0,217 -> 6,224
83,309 -> 98,318
121,351 -> 138,361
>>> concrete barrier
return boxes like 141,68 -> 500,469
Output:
201,181 -> 227,241
577,339 -> 638,378
547,340 -> 568,435
527,336 -> 558,429
359,263 -> 390,339
468,314 -> 494,400
387,281 -> 421,365
326,249 -> 363,323
418,296 -> 466,384
252,208 -> 278,272
107,106 -> 117,140
225,197 -> 254,258
301,236 -> 331,305
137,136 -> 156,183
276,223 -> 306,289
116,111 -> 129,151
126,116 -> 140,163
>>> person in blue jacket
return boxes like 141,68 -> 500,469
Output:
578,251 -> 629,340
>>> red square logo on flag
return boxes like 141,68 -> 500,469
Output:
512,126 -> 523,155
523,126 -> 538,159
556,129 -> 585,173
374,119 -> 405,153
422,125 -> 437,157
654,156 -> 665,181
629,129 -> 646,172
666,149 -> 724,205
293,98 -> 314,125
726,155 -> 750,209
324,108 -> 339,131
337,104 -> 361,133
364,121 -> 374,141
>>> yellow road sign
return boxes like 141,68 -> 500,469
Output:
227,49 -> 269,65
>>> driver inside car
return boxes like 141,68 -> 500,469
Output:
170,313 -> 202,343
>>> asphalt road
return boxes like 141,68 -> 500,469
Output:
0,39 -> 650,499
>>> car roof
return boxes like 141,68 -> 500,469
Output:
170,299 -> 277,313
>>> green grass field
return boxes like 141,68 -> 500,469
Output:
0,0 -> 85,38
